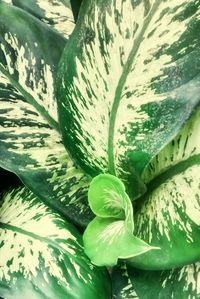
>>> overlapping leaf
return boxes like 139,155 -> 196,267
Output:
112,262 -> 200,299
2,0 -> 75,38
129,108 -> 200,269
0,2 -> 92,227
0,187 -> 111,298
57,0 -> 200,191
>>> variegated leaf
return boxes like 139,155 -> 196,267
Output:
0,187 -> 111,298
0,2 -> 92,226
2,0 -> 75,38
129,107 -> 200,269
112,264 -> 140,299
142,105 -> 200,183
112,262 -> 200,299
57,0 -> 200,190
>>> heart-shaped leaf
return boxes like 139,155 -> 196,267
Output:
57,0 -> 200,190
112,262 -> 200,299
2,0 -> 75,38
0,187 -> 111,298
129,107 -> 200,270
0,2 -> 92,227
83,217 -> 154,267
83,174 -> 157,266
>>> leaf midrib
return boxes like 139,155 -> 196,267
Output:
0,222 -> 78,259
108,0 -> 161,175
0,64 -> 59,132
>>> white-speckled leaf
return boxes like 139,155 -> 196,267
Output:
112,262 -> 200,299
0,187 -> 111,299
57,0 -> 200,189
142,106 -> 200,183
129,107 -> 200,270
2,0 -> 75,38
0,2 -> 92,226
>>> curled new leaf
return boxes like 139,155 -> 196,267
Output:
88,174 -> 128,220
83,174 -> 158,266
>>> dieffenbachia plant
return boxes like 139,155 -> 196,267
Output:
83,108 -> 200,269
0,0 -> 200,298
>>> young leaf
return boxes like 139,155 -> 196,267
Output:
88,174 -> 129,219
83,174 -> 157,266
0,187 -> 111,298
83,217 -> 153,267
57,0 -> 200,188
0,2 -> 92,226
112,262 -> 200,299
129,107 -> 200,270
2,0 -> 75,38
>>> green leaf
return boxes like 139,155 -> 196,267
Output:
112,264 -> 140,299
83,174 -> 157,266
129,107 -> 200,270
0,2 -> 92,227
141,107 -> 200,184
2,0 -> 75,38
112,262 -> 200,299
0,187 -> 111,298
83,217 -> 154,267
57,0 -> 200,190
88,174 -> 129,219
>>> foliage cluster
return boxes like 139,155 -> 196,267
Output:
0,0 -> 200,298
